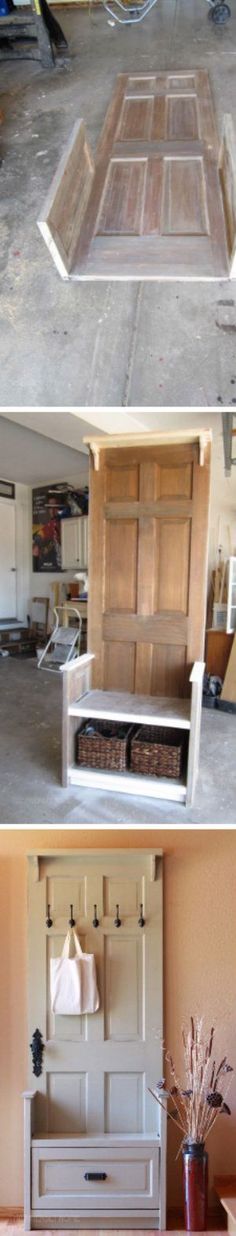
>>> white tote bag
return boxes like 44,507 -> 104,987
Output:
50,928 -> 99,1015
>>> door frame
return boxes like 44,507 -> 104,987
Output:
0,495 -> 17,620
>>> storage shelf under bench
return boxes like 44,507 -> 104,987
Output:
61,655 -> 204,805
68,764 -> 187,802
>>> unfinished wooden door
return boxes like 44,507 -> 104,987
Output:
39,71 -> 231,280
28,851 -> 163,1136
88,437 -> 211,697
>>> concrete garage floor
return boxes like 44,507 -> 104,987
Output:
0,658 -> 235,824
1,2 -> 236,406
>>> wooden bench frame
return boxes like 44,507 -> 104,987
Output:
61,652 -> 205,805
38,76 -> 236,282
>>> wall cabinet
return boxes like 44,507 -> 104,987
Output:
61,516 -> 88,570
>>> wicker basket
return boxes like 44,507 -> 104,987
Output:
76,720 -> 134,772
130,725 -> 185,779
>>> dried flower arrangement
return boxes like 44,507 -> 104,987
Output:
149,1016 -> 233,1149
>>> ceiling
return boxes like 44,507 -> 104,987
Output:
2,411 -> 151,454
0,409 -> 234,485
0,416 -> 89,486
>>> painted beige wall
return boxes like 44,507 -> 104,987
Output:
0,828 -> 235,1212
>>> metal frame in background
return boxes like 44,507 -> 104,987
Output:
222,413 -> 236,477
103,0 -> 231,28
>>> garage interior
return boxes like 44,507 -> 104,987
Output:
0,408 -> 235,826
1,0 -> 236,406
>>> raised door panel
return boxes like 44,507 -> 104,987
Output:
47,932 -> 93,1042
47,875 -> 86,927
104,936 -> 144,1042
46,1072 -> 88,1134
103,640 -> 136,691
159,463 -> 192,498
105,1073 -> 144,1133
104,874 -> 144,917
157,520 -> 191,613
105,520 -> 138,611
98,162 -> 146,237
151,643 -> 187,698
106,463 -> 139,501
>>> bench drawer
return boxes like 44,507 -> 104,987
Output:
32,1143 -> 160,1210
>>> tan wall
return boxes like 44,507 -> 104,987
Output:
0,828 -> 235,1211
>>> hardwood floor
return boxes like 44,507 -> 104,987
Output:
0,1226 -> 227,1235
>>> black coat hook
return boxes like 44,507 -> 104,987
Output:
114,903 -> 121,927
93,904 -> 99,928
138,903 -> 145,928
46,903 -> 53,928
69,903 -> 75,927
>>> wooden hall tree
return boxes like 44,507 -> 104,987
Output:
61,431 -> 211,805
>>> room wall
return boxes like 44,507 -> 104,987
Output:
208,431 -> 236,575
0,828 -> 235,1213
0,471 -> 88,624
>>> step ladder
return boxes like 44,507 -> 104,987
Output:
0,0 -> 68,67
37,606 -> 82,673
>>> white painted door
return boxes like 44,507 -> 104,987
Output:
28,851 -> 163,1137
0,499 -> 16,619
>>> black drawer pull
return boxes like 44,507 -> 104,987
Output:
84,1172 -> 107,1182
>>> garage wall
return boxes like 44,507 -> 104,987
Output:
208,440 -> 236,571
0,470 -> 88,624
0,828 -> 235,1214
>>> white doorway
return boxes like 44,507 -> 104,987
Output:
0,499 -> 17,620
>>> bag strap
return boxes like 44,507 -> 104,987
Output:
62,928 -> 83,959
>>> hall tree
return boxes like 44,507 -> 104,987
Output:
62,429 -> 212,805
23,848 -> 166,1229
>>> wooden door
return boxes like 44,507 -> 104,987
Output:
88,439 -> 211,697
0,499 -> 16,619
73,71 -> 228,280
28,851 -> 163,1136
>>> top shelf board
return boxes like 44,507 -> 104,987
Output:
68,689 -> 191,729
84,430 -> 212,470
